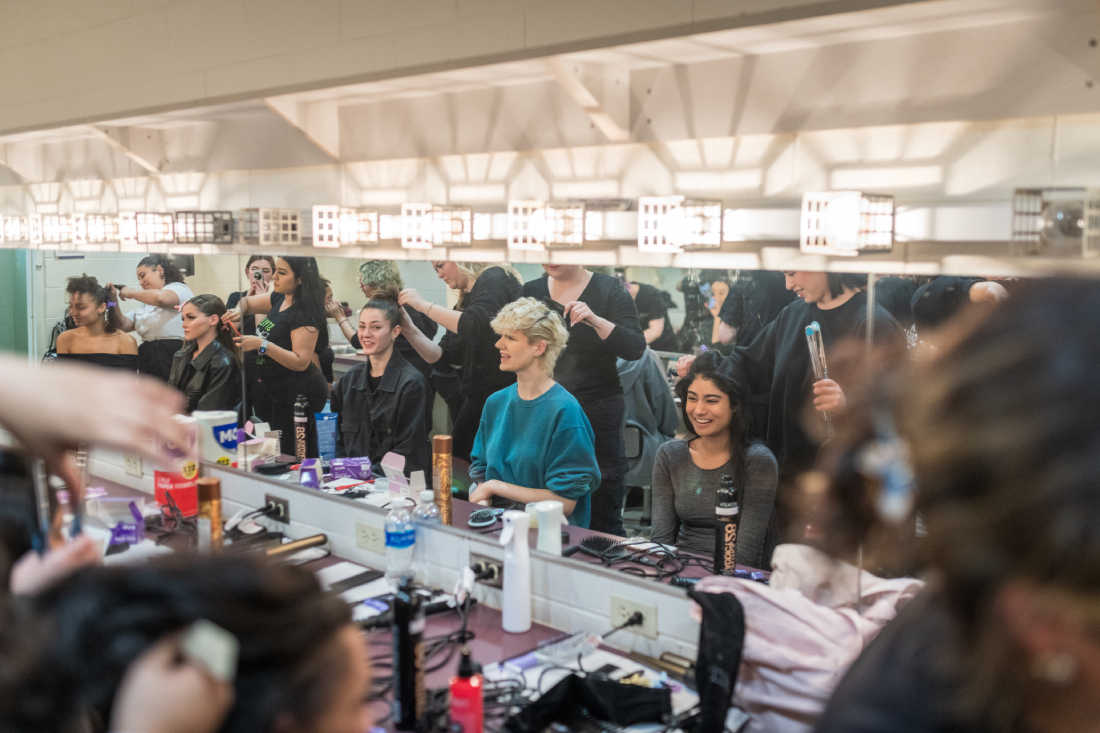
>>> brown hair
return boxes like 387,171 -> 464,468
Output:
361,286 -> 402,329
65,274 -> 121,334
184,294 -> 241,367
137,254 -> 185,284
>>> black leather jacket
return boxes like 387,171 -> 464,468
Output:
168,340 -> 241,414
330,349 -> 431,475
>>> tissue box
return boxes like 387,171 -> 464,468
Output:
331,457 -> 372,480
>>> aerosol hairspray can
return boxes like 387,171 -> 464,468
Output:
432,435 -> 453,525
714,474 -> 739,575
293,394 -> 308,460
392,574 -> 425,730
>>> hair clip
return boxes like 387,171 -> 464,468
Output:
174,298 -> 192,312
107,301 -> 117,308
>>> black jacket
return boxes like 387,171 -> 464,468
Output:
168,340 -> 241,414
330,349 -> 432,476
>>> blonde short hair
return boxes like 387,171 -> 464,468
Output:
490,297 -> 570,377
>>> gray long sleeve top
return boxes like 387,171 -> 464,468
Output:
650,440 -> 778,569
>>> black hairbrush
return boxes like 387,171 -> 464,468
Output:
563,535 -> 628,562
468,508 -> 502,528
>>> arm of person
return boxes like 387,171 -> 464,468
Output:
565,283 -> 646,361
55,330 -> 73,355
118,286 -> 182,309
970,280 -> 1009,304
400,288 -> 464,334
224,293 -> 273,322
734,445 -> 778,570
195,363 -> 240,413
649,444 -> 679,546
327,298 -> 356,342
235,325 -> 318,373
105,284 -> 137,333
470,481 -> 577,516
391,378 -> 432,475
718,322 -> 737,344
396,307 -> 443,364
643,317 -> 665,344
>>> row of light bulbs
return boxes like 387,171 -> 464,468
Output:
0,193 -> 901,256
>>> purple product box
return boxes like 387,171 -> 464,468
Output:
330,457 -> 372,481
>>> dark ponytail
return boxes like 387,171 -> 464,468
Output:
280,257 -> 329,355
137,254 -> 185,284
361,286 -> 402,329
65,274 -> 121,334
184,294 -> 241,367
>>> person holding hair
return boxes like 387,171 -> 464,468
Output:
227,255 -> 276,419
0,555 -> 371,733
397,261 -> 521,462
224,256 -> 330,457
627,279 -> 680,352
107,254 -> 194,382
468,298 -> 600,528
329,288 -> 431,475
55,275 -> 138,371
168,294 -> 241,414
680,271 -> 902,477
518,264 -> 646,536
651,351 -> 778,568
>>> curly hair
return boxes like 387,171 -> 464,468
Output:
137,254 -> 185,284
357,260 -> 403,291
490,297 -> 570,377
65,274 -> 121,334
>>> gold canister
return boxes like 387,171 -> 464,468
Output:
196,477 -> 223,552
432,435 -> 453,526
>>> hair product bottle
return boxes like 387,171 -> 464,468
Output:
433,435 -> 453,525
293,394 -> 309,460
449,647 -> 484,733
392,575 -> 425,730
713,474 -> 739,575
196,477 -> 223,553
499,510 -> 531,633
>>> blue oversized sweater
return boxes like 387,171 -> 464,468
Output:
469,382 -> 600,528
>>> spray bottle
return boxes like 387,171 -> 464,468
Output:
533,500 -> 564,556
499,510 -> 531,633
713,474 -> 739,575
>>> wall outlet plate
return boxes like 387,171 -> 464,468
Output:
469,552 -> 504,589
355,520 -> 385,555
609,595 -> 658,639
264,494 -> 289,524
123,454 -> 142,478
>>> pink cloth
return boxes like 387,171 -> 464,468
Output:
692,544 -> 924,733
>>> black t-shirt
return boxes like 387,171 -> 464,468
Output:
911,277 -> 982,333
226,291 -> 257,336
518,272 -> 646,404
255,292 -> 326,392
720,271 -> 797,347
632,282 -> 680,352
738,291 -> 903,473
351,305 -> 437,384
437,266 -> 520,399
874,277 -> 917,331
366,370 -> 382,394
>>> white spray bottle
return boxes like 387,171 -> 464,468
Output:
499,510 -> 531,634
533,500 -> 564,556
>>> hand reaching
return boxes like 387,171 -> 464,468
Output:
9,534 -> 100,595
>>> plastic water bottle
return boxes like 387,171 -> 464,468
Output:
385,502 -> 416,588
412,489 -> 441,524
411,489 -> 440,583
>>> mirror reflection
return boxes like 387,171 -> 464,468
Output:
32,250 -> 1015,572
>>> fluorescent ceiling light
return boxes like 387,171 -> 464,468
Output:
800,191 -> 894,256
401,203 -> 433,249
135,212 -> 175,245
312,205 -> 340,248
175,212 -> 233,245
340,208 -> 379,245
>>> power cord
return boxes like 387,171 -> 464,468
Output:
600,611 -> 644,642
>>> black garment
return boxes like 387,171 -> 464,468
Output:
815,590 -> 985,733
320,347 -> 335,384
167,340 -> 241,414
226,291 -> 271,421
911,277 -> 981,333
137,340 -> 182,382
55,352 -> 139,371
518,273 -> 646,403
330,349 -> 431,476
582,394 -> 628,537
437,266 -> 520,400
256,292 -> 330,456
452,390 -> 491,464
631,282 -> 680,352
678,275 -> 715,352
226,291 -> 258,336
352,306 -> 438,384
874,277 -> 917,331
738,292 -> 903,474
719,271 -> 797,347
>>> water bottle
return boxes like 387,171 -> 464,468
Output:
385,501 -> 416,587
412,489 -> 441,524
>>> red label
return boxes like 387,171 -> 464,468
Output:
154,471 -> 198,517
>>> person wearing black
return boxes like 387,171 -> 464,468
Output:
518,264 -> 646,536
681,271 -> 903,478
330,288 -> 431,475
226,255 -> 276,420
872,275 -> 917,331
168,294 -> 241,415
225,256 -> 330,457
628,280 -> 680,352
677,269 -> 730,352
910,276 -> 1009,347
717,270 -> 797,347
398,262 -> 521,462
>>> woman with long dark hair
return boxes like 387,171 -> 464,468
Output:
651,351 -> 778,567
107,254 -> 194,382
227,255 -> 276,420
223,256 -> 329,457
168,294 -> 241,414
55,275 -> 138,371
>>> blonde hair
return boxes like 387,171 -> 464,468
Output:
454,262 -> 523,309
491,297 -> 569,377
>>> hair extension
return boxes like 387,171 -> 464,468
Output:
137,254 -> 185,285
65,274 -> 121,334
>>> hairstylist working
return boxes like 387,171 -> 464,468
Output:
330,289 -> 431,474
224,257 -> 329,457
469,298 -> 600,527
398,262 -> 520,462
227,255 -> 275,419
168,295 -> 241,414
107,254 -> 194,382
517,265 -> 645,536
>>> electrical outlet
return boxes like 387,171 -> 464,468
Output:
469,553 -> 504,589
123,454 -> 142,478
264,494 -> 289,524
355,520 -> 385,555
609,596 -> 658,639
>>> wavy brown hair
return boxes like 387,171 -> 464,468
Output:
65,275 -> 121,334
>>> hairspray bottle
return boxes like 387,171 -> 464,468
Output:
293,394 -> 308,460
392,575 -> 425,730
714,475 -> 739,575
433,435 -> 453,525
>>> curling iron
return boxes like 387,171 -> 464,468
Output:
805,321 -> 835,437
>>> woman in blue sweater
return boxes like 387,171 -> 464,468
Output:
468,298 -> 600,527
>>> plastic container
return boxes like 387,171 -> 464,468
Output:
385,501 -> 416,587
